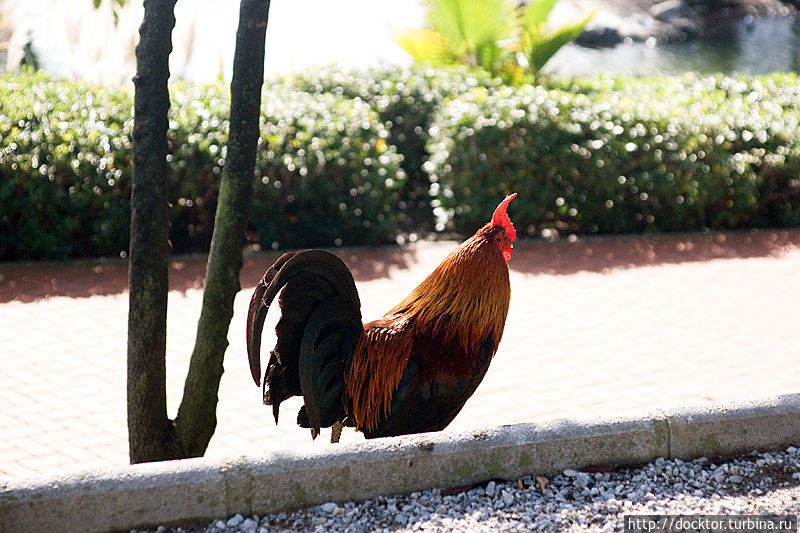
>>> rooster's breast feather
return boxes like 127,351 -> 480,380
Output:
359,329 -> 498,439
344,226 -> 510,437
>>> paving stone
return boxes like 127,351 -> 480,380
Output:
1,230 -> 799,478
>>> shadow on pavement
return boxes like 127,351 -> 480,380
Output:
0,245 -> 419,303
1,229 -> 798,303
509,230 -> 800,276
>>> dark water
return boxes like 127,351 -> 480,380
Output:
549,15 -> 800,78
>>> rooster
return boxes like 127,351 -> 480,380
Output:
246,194 -> 516,441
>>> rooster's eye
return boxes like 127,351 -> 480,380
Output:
495,231 -> 510,245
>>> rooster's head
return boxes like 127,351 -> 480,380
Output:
490,193 -> 517,262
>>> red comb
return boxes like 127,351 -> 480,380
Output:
491,193 -> 517,241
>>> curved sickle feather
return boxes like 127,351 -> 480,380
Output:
246,250 -> 362,386
246,252 -> 294,386
297,296 -> 360,433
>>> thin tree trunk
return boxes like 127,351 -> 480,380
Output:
172,0 -> 271,457
128,0 -> 178,463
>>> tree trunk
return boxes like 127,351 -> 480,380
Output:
171,0 -> 272,458
128,0 -> 271,463
127,0 -> 178,464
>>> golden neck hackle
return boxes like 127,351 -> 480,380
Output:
387,223 -> 511,352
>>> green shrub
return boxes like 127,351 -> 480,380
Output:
167,81 -> 231,254
0,73 -> 134,260
0,74 -> 405,260
250,85 -> 405,250
426,73 -> 800,236
276,65 -> 503,231
3,70 -> 799,261
166,82 -> 407,253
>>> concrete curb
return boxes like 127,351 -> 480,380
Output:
2,393 -> 799,532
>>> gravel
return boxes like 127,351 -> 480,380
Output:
135,447 -> 800,532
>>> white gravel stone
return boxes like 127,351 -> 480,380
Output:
225,514 -> 243,528
319,502 -> 339,514
485,480 -> 496,498
239,517 -> 257,531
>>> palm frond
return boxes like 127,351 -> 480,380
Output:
394,28 -> 457,66
396,0 -> 592,83
521,0 -> 559,29
426,0 -> 517,57
475,40 -> 509,75
525,10 -> 595,75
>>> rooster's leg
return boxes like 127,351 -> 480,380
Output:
331,420 -> 343,443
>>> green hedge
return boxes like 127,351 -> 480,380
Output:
277,66 -> 503,231
427,73 -> 800,236
0,73 -> 407,259
0,75 -> 134,259
2,69 -> 799,261
167,82 -> 406,254
250,86 -> 405,251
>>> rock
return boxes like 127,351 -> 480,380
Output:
650,0 -> 694,21
228,514 -> 244,527
535,476 -> 550,493
649,0 -> 699,35
576,26 -> 625,47
574,472 -> 592,489
319,502 -> 339,514
571,0 -> 795,48
240,518 -> 258,532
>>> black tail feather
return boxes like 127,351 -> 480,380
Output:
245,250 -> 363,433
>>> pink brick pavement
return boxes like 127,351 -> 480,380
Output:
1,230 -> 799,479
